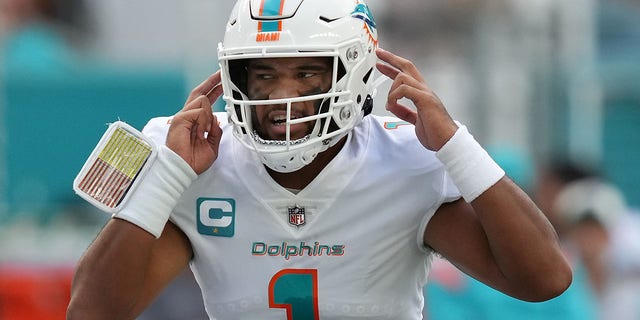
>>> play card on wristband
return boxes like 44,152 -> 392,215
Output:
73,121 -> 157,213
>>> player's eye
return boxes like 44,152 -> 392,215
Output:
299,72 -> 316,78
256,73 -> 275,80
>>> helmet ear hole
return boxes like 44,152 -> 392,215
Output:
362,95 -> 374,116
362,68 -> 373,84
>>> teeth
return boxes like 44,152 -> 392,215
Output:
253,131 -> 310,146
272,114 -> 301,124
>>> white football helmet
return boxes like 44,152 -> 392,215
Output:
218,0 -> 379,173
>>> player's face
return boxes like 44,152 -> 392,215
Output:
246,57 -> 333,141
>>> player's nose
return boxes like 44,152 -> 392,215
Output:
268,78 -> 304,100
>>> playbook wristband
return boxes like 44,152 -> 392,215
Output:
436,124 -> 505,202
114,145 -> 197,238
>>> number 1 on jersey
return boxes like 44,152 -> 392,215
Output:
268,268 -> 320,320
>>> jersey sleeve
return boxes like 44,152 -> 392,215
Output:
442,170 -> 462,203
415,168 -> 462,253
366,115 -> 463,254
141,117 -> 172,146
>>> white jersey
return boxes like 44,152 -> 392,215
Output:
142,114 -> 461,320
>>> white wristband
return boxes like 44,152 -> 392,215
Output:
436,125 -> 505,202
114,145 -> 197,238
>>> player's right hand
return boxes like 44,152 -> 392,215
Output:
166,71 -> 224,175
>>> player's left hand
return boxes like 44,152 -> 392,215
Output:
375,48 -> 458,151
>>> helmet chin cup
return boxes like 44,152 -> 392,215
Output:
261,142 -> 323,173
219,0 -> 379,172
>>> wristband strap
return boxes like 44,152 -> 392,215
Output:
436,125 -> 505,202
114,145 -> 197,238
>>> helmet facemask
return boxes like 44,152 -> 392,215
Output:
222,51 -> 357,173
218,0 -> 379,173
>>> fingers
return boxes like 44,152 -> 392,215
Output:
375,62 -> 400,82
185,71 -> 223,107
375,48 -> 445,122
207,114 -> 223,150
387,101 -> 418,124
192,96 -> 215,140
375,48 -> 426,94
377,62 -> 426,105
174,95 -> 214,141
176,71 -> 223,138
376,48 -> 425,83
375,52 -> 421,121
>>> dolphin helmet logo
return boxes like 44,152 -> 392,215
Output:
351,3 -> 378,45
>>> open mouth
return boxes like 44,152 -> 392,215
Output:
253,130 -> 310,146
258,109 -> 310,139
272,114 -> 301,126
269,110 -> 305,125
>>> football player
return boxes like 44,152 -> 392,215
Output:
67,0 -> 572,319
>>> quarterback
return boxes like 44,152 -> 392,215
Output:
67,0 -> 572,319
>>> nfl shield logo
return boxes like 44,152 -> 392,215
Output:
288,205 -> 306,227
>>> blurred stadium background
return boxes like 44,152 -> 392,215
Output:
1,0 -> 638,319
